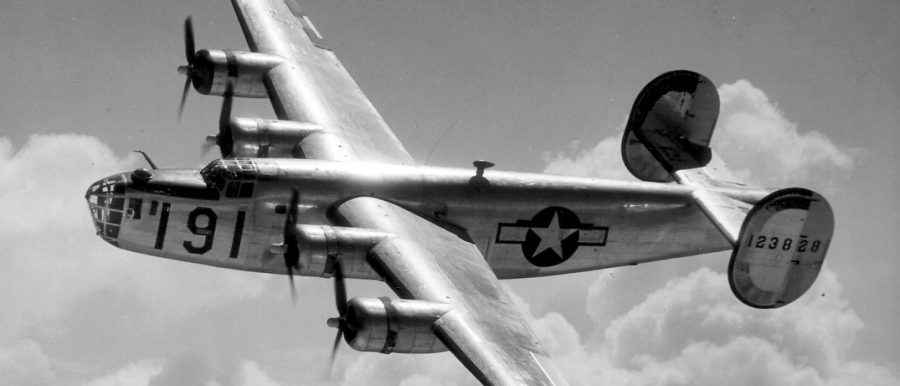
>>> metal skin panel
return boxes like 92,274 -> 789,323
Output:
253,158 -> 745,278
230,0 -> 415,164
622,70 -> 719,180
294,224 -> 388,280
100,173 -> 267,272
334,197 -> 563,386
227,117 -> 322,158
88,160 -> 757,280
343,297 -> 450,354
189,49 -> 283,97
728,188 -> 834,308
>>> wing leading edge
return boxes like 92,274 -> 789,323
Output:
230,0 -> 414,164
334,197 -> 569,386
231,1 -> 570,383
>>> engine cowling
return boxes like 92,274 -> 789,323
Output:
291,225 -> 388,280
188,49 -> 283,98
341,297 -> 450,354
221,117 -> 322,158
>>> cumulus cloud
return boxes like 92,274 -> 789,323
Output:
85,359 -> 164,386
0,340 -> 57,385
715,80 -> 856,188
340,353 -> 474,386
0,135 -> 272,383
542,134 -> 635,180
527,268 -> 898,386
85,358 -> 282,386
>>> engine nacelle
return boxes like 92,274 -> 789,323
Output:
342,297 -> 450,354
293,225 -> 389,280
189,49 -> 284,98
222,117 -> 322,158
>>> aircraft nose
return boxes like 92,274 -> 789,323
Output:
85,173 -> 129,246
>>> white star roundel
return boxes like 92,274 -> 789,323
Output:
495,206 -> 609,267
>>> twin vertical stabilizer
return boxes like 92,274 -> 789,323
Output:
622,70 -> 834,308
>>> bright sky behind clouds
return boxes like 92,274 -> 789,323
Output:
1,0 -> 898,384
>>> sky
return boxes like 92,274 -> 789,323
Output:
1,0 -> 898,385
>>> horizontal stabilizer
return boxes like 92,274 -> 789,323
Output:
728,188 -> 834,308
621,70 -> 835,308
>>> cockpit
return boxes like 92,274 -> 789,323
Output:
199,158 -> 258,199
84,159 -> 260,245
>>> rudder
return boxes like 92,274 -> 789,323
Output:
729,188 -> 834,308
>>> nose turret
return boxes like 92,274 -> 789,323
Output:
85,173 -> 129,246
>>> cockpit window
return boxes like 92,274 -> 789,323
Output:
85,174 -> 127,245
238,182 -> 254,198
223,181 -> 255,198
226,181 -> 240,197
200,158 -> 259,196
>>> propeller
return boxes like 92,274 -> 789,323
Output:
280,188 -> 350,374
202,83 -> 235,157
325,260 -> 348,375
177,16 -> 197,120
282,188 -> 301,304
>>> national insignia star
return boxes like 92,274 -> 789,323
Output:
529,211 -> 577,259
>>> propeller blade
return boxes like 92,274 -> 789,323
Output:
178,76 -> 191,121
283,188 -> 300,303
177,16 -> 196,120
333,261 -> 347,317
327,327 -> 343,376
184,17 -> 195,65
219,83 -> 233,132
327,261 -> 348,378
212,83 -> 235,156
287,266 -> 297,305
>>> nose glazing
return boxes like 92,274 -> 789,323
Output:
85,174 -> 128,245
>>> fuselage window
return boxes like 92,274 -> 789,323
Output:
127,198 -> 143,219
224,181 -> 254,199
238,183 -> 254,198
226,181 -> 241,198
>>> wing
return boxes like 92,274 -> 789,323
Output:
232,2 -> 569,383
334,197 -> 570,386
230,0 -> 414,164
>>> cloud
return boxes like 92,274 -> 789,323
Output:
0,340 -> 57,386
526,268 -> 898,386
85,359 -> 164,386
85,358 -> 282,386
542,134 -> 635,180
0,135 -> 271,383
714,80 -> 856,188
235,360 -> 284,386
343,355 -> 472,386
541,80 -> 856,189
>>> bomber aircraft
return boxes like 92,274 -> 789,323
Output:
85,0 -> 834,384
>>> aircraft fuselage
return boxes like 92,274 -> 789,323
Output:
86,158 -> 765,280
